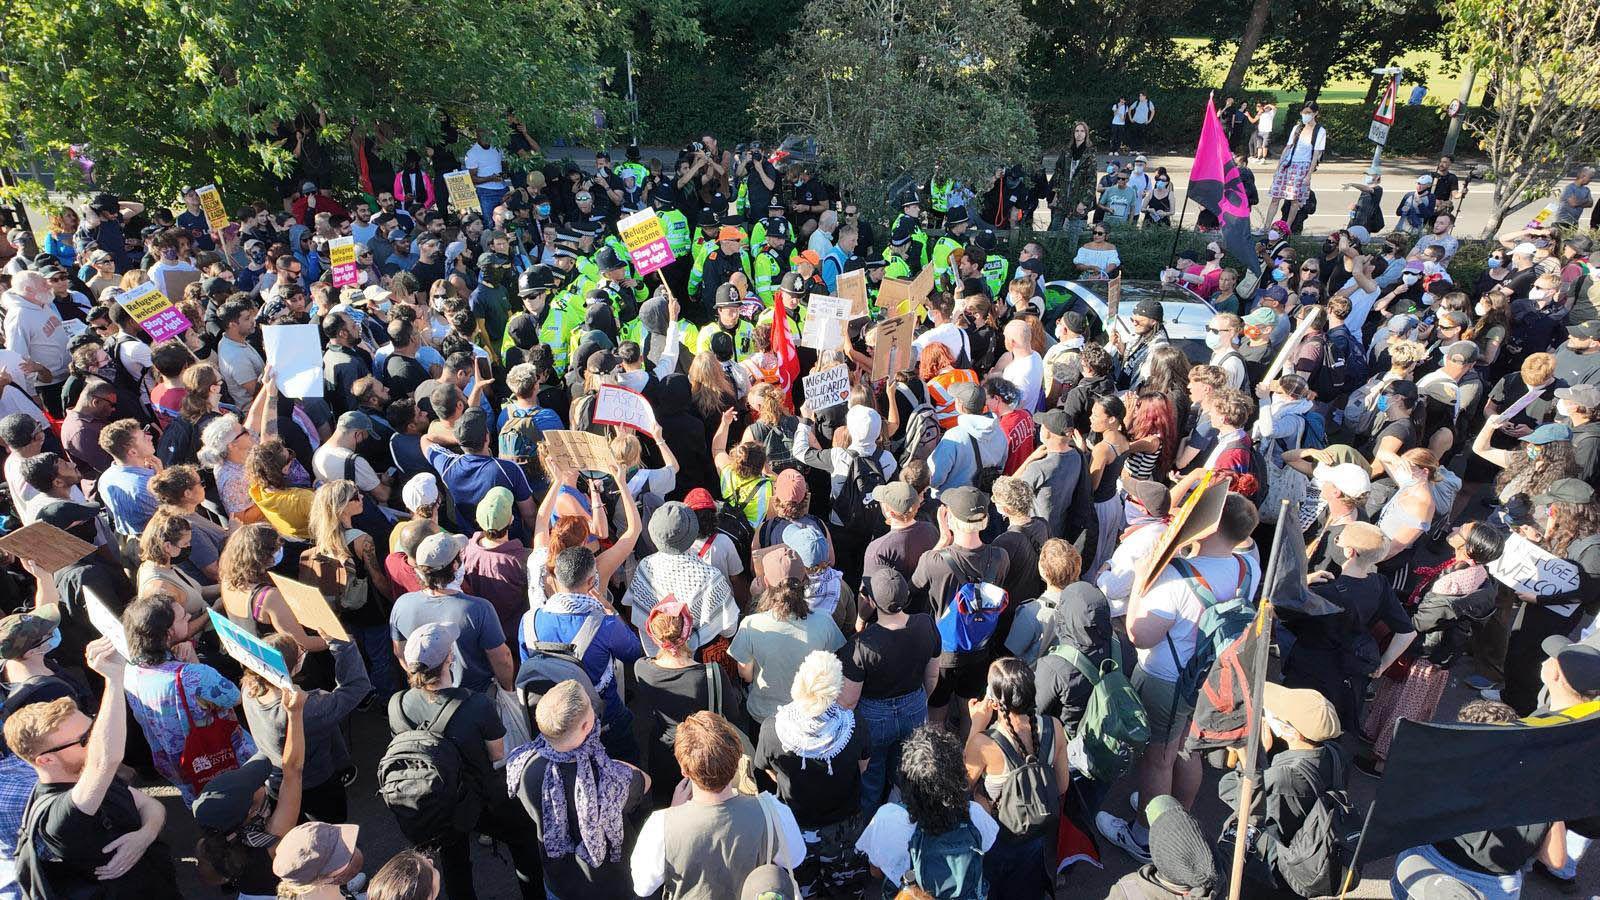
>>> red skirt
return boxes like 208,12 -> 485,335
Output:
1362,660 -> 1448,762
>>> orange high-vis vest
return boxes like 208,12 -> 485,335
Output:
927,368 -> 980,428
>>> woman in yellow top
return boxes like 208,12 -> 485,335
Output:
246,437 -> 314,541
711,407 -> 773,527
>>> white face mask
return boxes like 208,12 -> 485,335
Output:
1393,465 -> 1420,487
1402,273 -> 1420,285
1422,261 -> 1441,275
1530,287 -> 1549,301
446,565 -> 466,593
1205,332 -> 1224,350
1475,301 -> 1489,317
1301,111 -> 1314,124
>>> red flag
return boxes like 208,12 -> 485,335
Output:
1188,94 -> 1259,275
351,130 -> 375,197
771,289 -> 800,402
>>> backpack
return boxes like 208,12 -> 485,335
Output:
934,552 -> 1008,654
985,715 -> 1059,840
1338,374 -> 1387,442
833,449 -> 886,536
1270,756 -> 1362,899
518,609 -> 608,698
896,382 -> 942,467
966,433 -> 1001,493
1166,555 -> 1256,708
1246,442 -> 1272,509
297,531 -> 371,612
378,694 -> 477,845
499,408 -> 545,461
1051,640 -> 1149,783
717,477 -> 766,568
905,821 -> 989,899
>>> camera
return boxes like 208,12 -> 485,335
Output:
690,141 -> 705,153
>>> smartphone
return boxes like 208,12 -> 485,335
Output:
474,356 -> 492,383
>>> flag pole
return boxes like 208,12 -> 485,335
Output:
1336,801 -> 1379,900
1165,195 -> 1191,273
1225,499 -> 1288,900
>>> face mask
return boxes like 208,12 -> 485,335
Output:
162,248 -> 177,261
537,204 -> 551,217
270,546 -> 284,567
1375,394 -> 1390,412
1205,332 -> 1224,350
1301,111 -> 1314,124
249,250 -> 266,263
1267,229 -> 1282,242
1135,163 -> 1146,171
1402,273 -> 1420,285
1529,287 -> 1548,301
1393,466 -> 1419,487
446,565 -> 466,593
1106,165 -> 1117,174
1155,179 -> 1168,188
1475,301 -> 1489,317
173,545 -> 191,564
1557,400 -> 1573,420
1526,446 -> 1540,461
35,629 -> 62,656
1486,258 -> 1502,269
1271,268 -> 1288,282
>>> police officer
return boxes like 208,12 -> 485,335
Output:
654,188 -> 692,259
759,270 -> 810,337
698,283 -> 756,359
753,217 -> 793,306
883,218 -> 916,281
974,226 -> 1010,298
890,189 -> 931,273
930,205 -> 970,291
928,170 -> 954,227
694,225 -> 752,322
593,245 -> 644,338
749,201 -> 789,247
616,145 -> 651,187
686,209 -> 722,298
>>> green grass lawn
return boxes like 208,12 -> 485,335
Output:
1172,38 -> 1481,105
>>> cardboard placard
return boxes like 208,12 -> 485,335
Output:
836,269 -> 869,318
908,263 -> 936,305
1107,274 -> 1123,307
83,588 -> 131,660
617,209 -> 676,276
539,429 -> 618,473
195,184 -> 229,229
1496,386 -> 1546,425
802,365 -> 851,412
0,522 -> 96,574
443,170 -> 480,212
877,278 -> 915,318
262,323 -> 324,398
1134,473 -> 1230,598
801,295 -> 851,351
1261,310 -> 1317,386
592,384 -> 658,433
115,280 -> 193,344
328,235 -> 358,288
161,268 -> 202,306
870,313 -> 917,382
1488,534 -> 1582,597
208,610 -> 295,690
268,573 -> 353,642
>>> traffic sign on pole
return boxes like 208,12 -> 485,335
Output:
1369,73 -> 1399,146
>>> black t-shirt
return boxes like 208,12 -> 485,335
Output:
745,161 -> 779,216
1431,172 -> 1460,204
1297,572 -> 1413,675
19,780 -> 176,899
1435,823 -> 1551,876
1364,415 -> 1417,460
383,353 -> 430,399
839,615 -> 940,699
911,545 -> 1009,620
862,522 -> 940,583
754,708 -> 870,826
395,688 -> 504,790
513,754 -> 646,899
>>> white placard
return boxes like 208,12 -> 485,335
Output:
1495,386 -> 1546,425
261,323 -> 324,398
802,365 -> 851,412
801,295 -> 852,351
1489,533 -> 1582,597
83,589 -> 130,660
1262,311 -> 1318,386
592,384 -> 658,433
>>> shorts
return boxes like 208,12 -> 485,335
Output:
1131,666 -> 1192,745
931,653 -> 990,707
1270,161 -> 1313,202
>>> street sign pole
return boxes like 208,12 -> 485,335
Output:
1368,67 -> 1403,180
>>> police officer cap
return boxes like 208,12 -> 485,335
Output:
974,227 -> 998,251
570,220 -> 603,237
944,205 -> 970,227
863,258 -> 888,271
696,208 -> 719,229
890,217 -> 915,247
715,283 -> 742,307
596,245 -> 627,271
781,271 -> 809,296
762,217 -> 791,239
518,266 -> 556,296
767,199 -> 787,213
651,185 -> 677,207
899,189 -> 922,209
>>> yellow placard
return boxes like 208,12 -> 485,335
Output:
618,210 -> 666,251
196,184 -> 229,229
115,281 -> 173,321
329,236 -> 356,268
444,170 -> 480,212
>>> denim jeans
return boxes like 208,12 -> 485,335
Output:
1391,844 -> 1523,900
352,624 -> 398,697
857,688 -> 927,814
1552,830 -> 1590,879
476,186 -> 509,220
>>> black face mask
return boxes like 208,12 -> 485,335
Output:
173,545 -> 192,564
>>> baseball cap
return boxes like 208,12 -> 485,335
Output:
0,608 -> 59,661
1534,478 -> 1595,506
300,181 -> 318,194
1060,310 -> 1087,336
1312,462 -> 1371,499
272,822 -> 360,885
1416,173 -> 1435,186
871,482 -> 919,517
402,473 -> 439,513
1263,682 -> 1342,742
1035,408 -> 1072,437
452,407 -> 490,449
476,486 -> 514,533
774,469 -> 808,503
684,488 -> 716,511
781,526 -> 828,568
404,620 -> 461,670
1125,478 -> 1171,517
1511,241 -> 1538,257
1569,320 -> 1600,341
336,411 -> 374,433
947,381 -> 984,413
1382,380 -> 1419,405
1556,385 -> 1600,409
1243,306 -> 1278,328
941,486 -> 989,524
1132,299 -> 1163,322
862,568 -> 911,614
191,755 -> 275,831
1522,423 -> 1572,445
414,532 -> 468,569
1543,636 -> 1600,695
1346,225 -> 1370,245
741,863 -> 801,900
0,413 -> 42,449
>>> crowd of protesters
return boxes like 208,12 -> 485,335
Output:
0,113 -> 1593,900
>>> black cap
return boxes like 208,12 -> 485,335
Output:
941,486 -> 989,524
192,756 -> 275,832
1132,298 -> 1163,322
1125,479 -> 1171,517
975,228 -> 998,251
761,217 -> 791,240
1061,310 -> 1087,335
1534,478 -> 1596,506
518,266 -> 556,296
1543,636 -> 1600,695
1382,379 -> 1419,405
781,271 -> 808,296
570,219 -> 603,237
452,407 -> 490,449
890,218 -> 915,247
863,568 -> 911,614
35,499 -> 101,532
595,245 -> 626,272
944,206 -> 970,227
1570,320 -> 1600,341
1035,408 -> 1072,436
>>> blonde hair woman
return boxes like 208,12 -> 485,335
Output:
303,479 -> 394,616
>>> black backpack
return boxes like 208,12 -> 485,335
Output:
378,694 -> 478,845
967,434 -> 1001,492
1270,757 -> 1362,898
717,478 -> 766,572
833,449 -> 886,536
895,382 -> 942,467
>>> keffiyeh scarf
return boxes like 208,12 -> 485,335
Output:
773,701 -> 855,774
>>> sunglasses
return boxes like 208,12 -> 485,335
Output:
1093,231 -> 1107,237
39,717 -> 94,756
1300,266 -> 1317,273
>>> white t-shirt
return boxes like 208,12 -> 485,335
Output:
463,143 -> 505,190
216,336 -> 264,404
1283,123 -> 1327,165
1344,285 -> 1380,338
691,533 -> 744,581
1210,347 -> 1248,391
1132,99 -> 1155,124
1003,352 -> 1044,413
1257,108 -> 1276,135
912,322 -> 970,365
311,444 -> 380,491
1135,553 -> 1248,681
1111,102 -> 1128,125
856,802 -> 999,886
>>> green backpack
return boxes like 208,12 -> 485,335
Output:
1051,638 -> 1149,783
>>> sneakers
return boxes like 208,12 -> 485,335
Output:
1479,688 -> 1503,702
1095,811 -> 1152,865
1463,674 -> 1498,691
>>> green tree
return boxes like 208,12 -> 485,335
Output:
1452,0 -> 1600,235
1025,0 -> 1194,75
1255,0 -> 1440,101
0,0 -> 701,202
754,0 -> 1038,220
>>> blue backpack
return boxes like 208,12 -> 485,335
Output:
1166,555 -> 1256,709
900,820 -> 989,899
934,552 -> 1008,654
